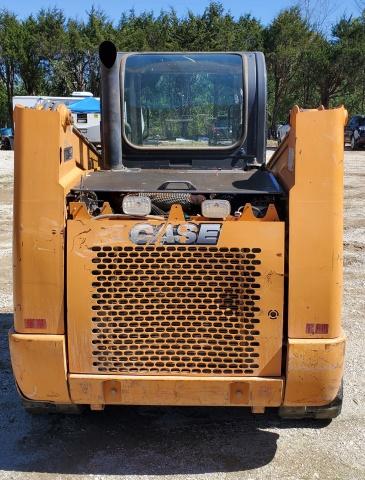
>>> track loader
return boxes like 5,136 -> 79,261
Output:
10,41 -> 346,418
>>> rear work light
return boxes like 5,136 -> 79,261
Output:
122,195 -> 151,216
201,199 -> 231,219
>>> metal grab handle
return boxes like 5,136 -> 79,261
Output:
158,181 -> 196,191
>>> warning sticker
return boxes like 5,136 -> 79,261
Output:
306,323 -> 329,334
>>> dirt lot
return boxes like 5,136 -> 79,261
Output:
0,149 -> 364,479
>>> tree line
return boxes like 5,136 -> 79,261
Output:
0,2 -> 364,130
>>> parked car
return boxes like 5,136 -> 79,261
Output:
344,115 -> 365,150
0,127 -> 14,150
277,123 -> 290,145
209,116 -> 233,145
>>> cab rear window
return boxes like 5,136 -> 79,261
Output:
123,53 -> 244,149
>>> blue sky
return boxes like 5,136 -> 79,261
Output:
0,0 -> 362,25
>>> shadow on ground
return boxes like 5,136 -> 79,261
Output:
0,313 -> 329,476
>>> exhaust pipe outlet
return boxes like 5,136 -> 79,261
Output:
99,41 -> 123,170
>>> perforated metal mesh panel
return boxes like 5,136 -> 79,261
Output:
89,245 -> 263,376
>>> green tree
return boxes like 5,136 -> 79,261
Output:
0,1 -> 364,128
0,82 -> 9,126
265,7 -> 313,129
234,14 -> 264,51
116,9 -> 180,51
178,2 -> 237,51
17,8 -> 66,95
53,7 -> 113,95
327,13 -> 365,110
0,10 -> 21,126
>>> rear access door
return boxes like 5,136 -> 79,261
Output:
66,214 -> 284,377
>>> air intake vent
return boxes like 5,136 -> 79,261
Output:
89,245 -> 263,376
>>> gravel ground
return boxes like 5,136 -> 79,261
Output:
0,149 -> 364,480
0,151 -> 12,312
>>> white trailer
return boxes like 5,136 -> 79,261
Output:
12,92 -> 94,109
12,92 -> 100,145
69,97 -> 101,145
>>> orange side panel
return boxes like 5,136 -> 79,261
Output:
269,107 -> 347,339
283,334 -> 345,406
9,331 -> 71,403
288,107 -> 346,338
13,106 -> 99,334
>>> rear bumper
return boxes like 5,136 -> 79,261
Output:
9,331 -> 345,408
68,374 -> 283,407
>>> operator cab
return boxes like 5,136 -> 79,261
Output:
70,41 -> 282,218
99,41 -> 267,170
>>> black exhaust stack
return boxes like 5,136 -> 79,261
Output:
99,41 -> 123,170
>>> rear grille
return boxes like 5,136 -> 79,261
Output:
90,245 -> 262,376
